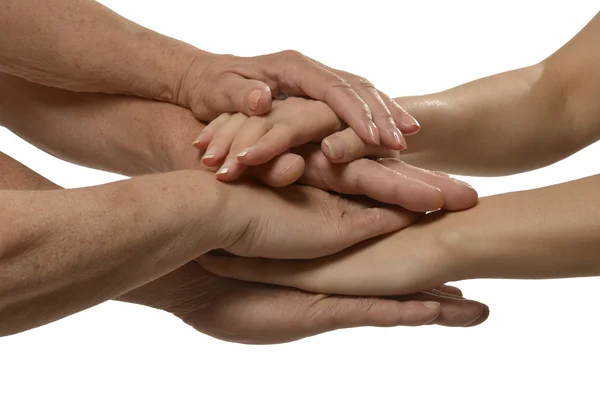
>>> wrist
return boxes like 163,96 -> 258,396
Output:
159,170 -> 238,254
172,52 -> 226,111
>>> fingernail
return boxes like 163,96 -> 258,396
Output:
367,120 -> 380,145
423,301 -> 440,309
216,167 -> 229,175
401,113 -> 421,134
463,304 -> 485,327
236,149 -> 251,158
247,90 -> 262,111
452,178 -> 473,189
202,154 -> 215,162
192,134 -> 203,146
323,137 -> 344,160
392,126 -> 407,150
277,156 -> 302,177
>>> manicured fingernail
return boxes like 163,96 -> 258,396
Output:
452,178 -> 473,189
247,90 -> 262,111
323,137 -> 344,160
392,126 -> 407,150
423,301 -> 441,309
401,112 -> 421,134
216,167 -> 229,175
192,134 -> 203,146
236,149 -> 251,158
202,154 -> 215,161
367,120 -> 380,145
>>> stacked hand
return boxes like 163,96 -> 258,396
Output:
121,262 -> 488,345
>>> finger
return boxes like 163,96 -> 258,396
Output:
250,153 -> 306,187
321,127 -> 399,163
196,257 -> 483,329
207,73 -> 273,118
379,158 -> 478,211
335,72 -> 407,150
239,102 -> 342,166
192,113 -> 231,150
215,116 -> 272,182
306,295 -> 442,328
202,113 -> 248,167
402,292 -> 486,327
377,90 -> 421,135
265,51 -> 379,145
238,124 -> 301,166
465,303 -> 490,327
298,148 -> 444,211
435,284 -> 463,297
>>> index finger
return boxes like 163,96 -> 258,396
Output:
264,51 -> 379,146
296,146 -> 444,212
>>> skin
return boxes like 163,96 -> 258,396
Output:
0,73 -> 477,212
0,141 -> 487,340
323,13 -> 600,174
0,74 -> 481,339
0,158 -> 430,336
0,0 -> 420,148
200,13 -> 600,296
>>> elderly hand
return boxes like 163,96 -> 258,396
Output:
176,51 -> 420,149
120,262 -> 489,344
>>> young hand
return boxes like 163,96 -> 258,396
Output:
192,97 -> 387,181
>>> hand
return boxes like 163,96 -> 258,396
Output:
119,263 -> 489,344
218,180 -> 418,259
192,97 -> 363,179
176,51 -> 420,149
200,210 -> 474,297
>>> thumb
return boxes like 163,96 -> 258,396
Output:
211,74 -> 272,117
250,153 -> 305,187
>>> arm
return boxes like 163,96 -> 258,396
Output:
0,0 -> 196,104
399,12 -> 600,175
0,144 -> 419,336
0,153 -> 489,338
0,74 -> 478,212
0,0 -> 416,145
202,172 -> 600,295
0,155 -> 226,335
324,13 -> 600,176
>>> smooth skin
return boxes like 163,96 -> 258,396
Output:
0,0 -> 420,149
200,13 -> 600,296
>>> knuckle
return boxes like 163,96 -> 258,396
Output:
247,115 -> 270,130
280,49 -> 306,61
431,170 -> 451,178
379,158 -> 408,169
271,122 -> 293,136
363,208 -> 383,226
347,159 -> 374,192
354,76 -> 376,90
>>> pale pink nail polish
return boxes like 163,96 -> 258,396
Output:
247,90 -> 262,111
367,120 -> 380,145
392,127 -> 407,150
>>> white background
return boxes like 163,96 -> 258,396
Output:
1,1 -> 600,398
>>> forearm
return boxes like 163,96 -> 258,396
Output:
444,175 -> 600,280
397,13 -> 600,176
0,74 -> 196,176
0,0 -> 201,103
396,64 -> 573,176
0,153 -> 226,336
